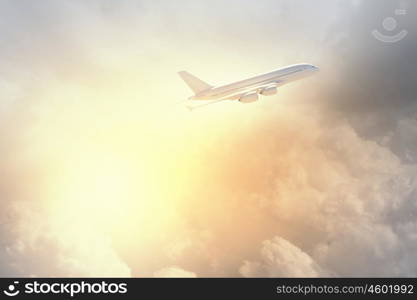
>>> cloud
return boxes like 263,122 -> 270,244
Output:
1,0 -> 417,278
153,267 -> 197,278
315,0 -> 417,141
232,114 -> 417,277
2,200 -> 131,277
138,105 -> 416,277
240,237 -> 329,277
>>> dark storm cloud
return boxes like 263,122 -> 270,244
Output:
318,0 -> 417,143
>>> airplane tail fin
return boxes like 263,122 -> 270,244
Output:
178,71 -> 212,94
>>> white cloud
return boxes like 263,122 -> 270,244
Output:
236,118 -> 417,277
240,237 -> 329,277
6,201 -> 131,277
153,267 -> 197,278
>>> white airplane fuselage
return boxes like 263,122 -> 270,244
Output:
179,63 -> 319,104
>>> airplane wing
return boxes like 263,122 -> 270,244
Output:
222,81 -> 282,100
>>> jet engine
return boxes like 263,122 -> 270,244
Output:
259,86 -> 277,96
239,92 -> 259,103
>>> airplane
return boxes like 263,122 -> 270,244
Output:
178,63 -> 319,109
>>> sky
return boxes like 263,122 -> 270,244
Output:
0,0 -> 416,277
